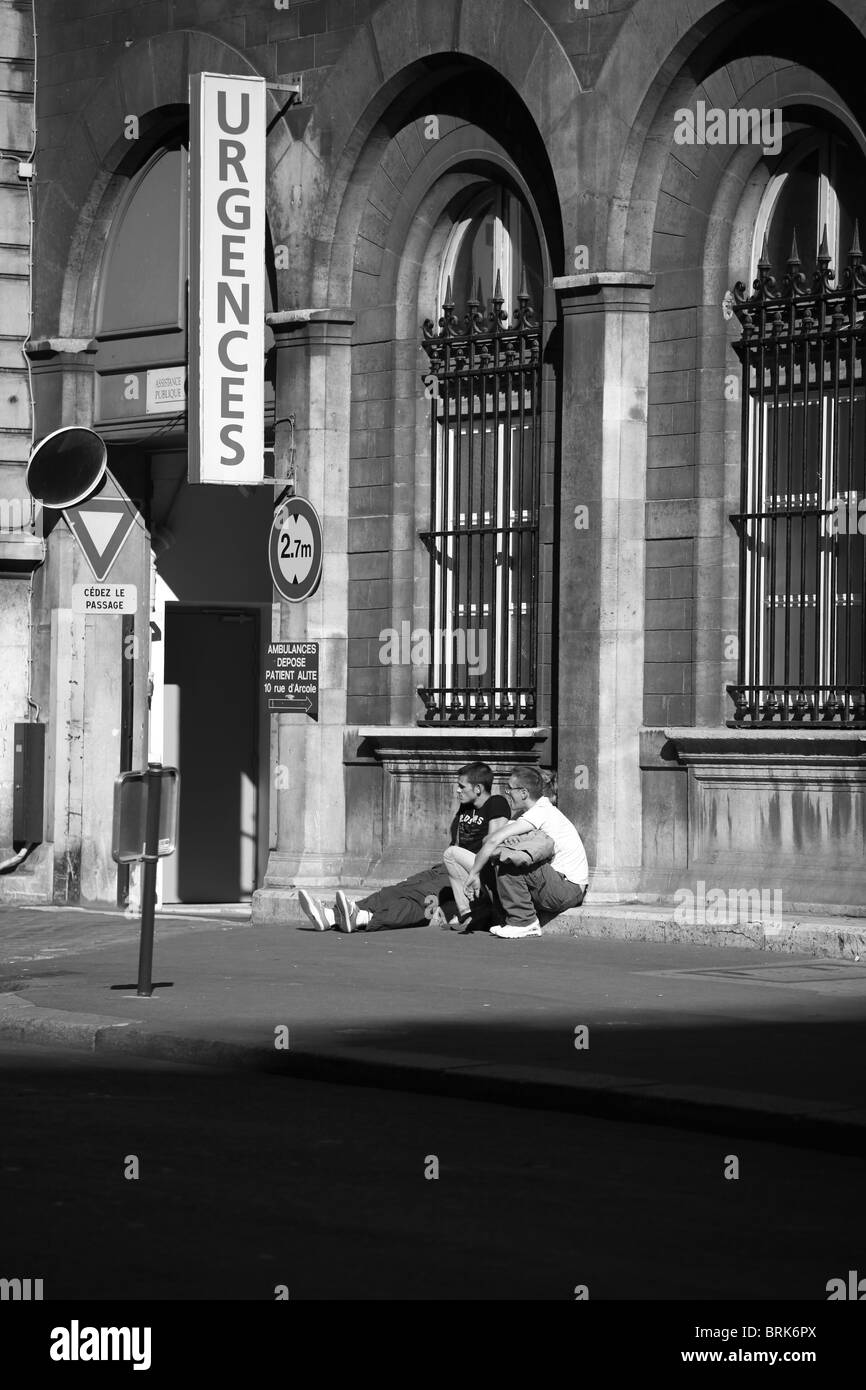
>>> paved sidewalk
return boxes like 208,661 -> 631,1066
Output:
0,904 -> 865,1153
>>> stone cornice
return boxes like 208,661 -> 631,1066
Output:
663,726 -> 866,764
25,338 -> 97,358
266,309 -> 356,327
553,271 -> 656,292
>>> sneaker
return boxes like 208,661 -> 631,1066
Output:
489,921 -> 543,939
298,890 -> 331,932
334,889 -> 362,934
446,910 -> 475,932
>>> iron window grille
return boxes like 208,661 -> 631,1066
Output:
419,271 -> 541,725
729,227 -> 866,726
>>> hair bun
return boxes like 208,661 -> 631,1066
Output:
541,769 -> 558,805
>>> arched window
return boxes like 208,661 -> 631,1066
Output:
93,135 -> 276,439
731,133 -> 866,725
421,185 -> 544,724
753,134 -> 866,284
438,188 -> 543,320
99,142 -> 188,336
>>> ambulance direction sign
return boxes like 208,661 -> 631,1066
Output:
268,496 -> 323,603
264,641 -> 319,718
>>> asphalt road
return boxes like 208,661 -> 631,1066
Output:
1,1041 -> 863,1301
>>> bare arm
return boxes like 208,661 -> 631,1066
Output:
466,814 -> 535,883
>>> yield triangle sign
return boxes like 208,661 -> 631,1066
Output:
63,496 -> 138,582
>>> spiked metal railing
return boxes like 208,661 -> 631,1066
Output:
729,225 -> 866,725
419,270 -> 541,725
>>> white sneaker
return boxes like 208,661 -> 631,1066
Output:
334,889 -> 363,933
298,890 -> 331,932
489,921 -> 543,939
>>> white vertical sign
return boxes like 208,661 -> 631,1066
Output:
189,72 -> 266,484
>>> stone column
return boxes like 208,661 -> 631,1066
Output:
23,343 -> 103,905
553,272 -> 654,896
253,308 -> 355,920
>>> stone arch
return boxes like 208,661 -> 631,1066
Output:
611,0 -> 866,730
355,123 -> 557,316
337,108 -> 559,725
40,29 -> 284,340
601,0 -> 866,273
303,0 -> 578,310
699,85 -> 866,725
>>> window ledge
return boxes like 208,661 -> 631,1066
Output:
0,536 -> 44,574
662,725 -> 866,764
346,725 -> 551,765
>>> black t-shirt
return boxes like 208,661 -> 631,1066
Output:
449,795 -> 511,853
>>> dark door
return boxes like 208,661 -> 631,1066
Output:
163,607 -> 259,902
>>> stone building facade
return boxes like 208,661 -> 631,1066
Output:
0,0 -> 39,877
0,0 -> 864,915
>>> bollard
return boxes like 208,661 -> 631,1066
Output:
136,762 -> 164,997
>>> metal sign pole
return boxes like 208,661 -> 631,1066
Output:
136,762 -> 163,997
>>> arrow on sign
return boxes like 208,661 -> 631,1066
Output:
270,697 -> 314,713
63,497 -> 138,582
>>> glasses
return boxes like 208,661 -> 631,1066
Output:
506,786 -> 524,798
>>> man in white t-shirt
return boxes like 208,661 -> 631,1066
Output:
463,766 -> 589,939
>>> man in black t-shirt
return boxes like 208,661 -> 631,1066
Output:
441,770 -> 511,930
297,762 -> 510,933
449,783 -> 512,852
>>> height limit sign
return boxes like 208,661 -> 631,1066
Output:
264,642 -> 319,718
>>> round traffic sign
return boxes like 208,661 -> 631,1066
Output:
269,495 -> 323,602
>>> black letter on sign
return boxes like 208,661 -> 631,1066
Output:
221,236 -> 245,277
218,331 -> 248,373
219,140 -> 248,184
217,281 -> 250,325
217,90 -> 250,136
221,378 -> 245,418
217,188 -> 251,231
220,423 -> 244,466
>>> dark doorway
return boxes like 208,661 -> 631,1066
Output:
163,607 -> 259,903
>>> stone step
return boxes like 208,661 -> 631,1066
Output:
251,887 -> 866,958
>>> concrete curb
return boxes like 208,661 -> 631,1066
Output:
546,907 -> 866,960
1,994 -> 863,1157
251,890 -> 866,959
0,993 -> 135,1049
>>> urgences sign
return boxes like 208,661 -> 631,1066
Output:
189,72 -> 266,484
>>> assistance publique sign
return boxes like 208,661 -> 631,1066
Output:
188,72 -> 266,485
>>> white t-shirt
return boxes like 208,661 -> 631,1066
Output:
518,797 -> 589,887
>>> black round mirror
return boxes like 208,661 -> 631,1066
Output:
25,426 -> 108,509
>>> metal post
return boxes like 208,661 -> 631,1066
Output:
136,761 -> 163,997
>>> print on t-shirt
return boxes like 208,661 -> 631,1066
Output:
450,795 -> 511,853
